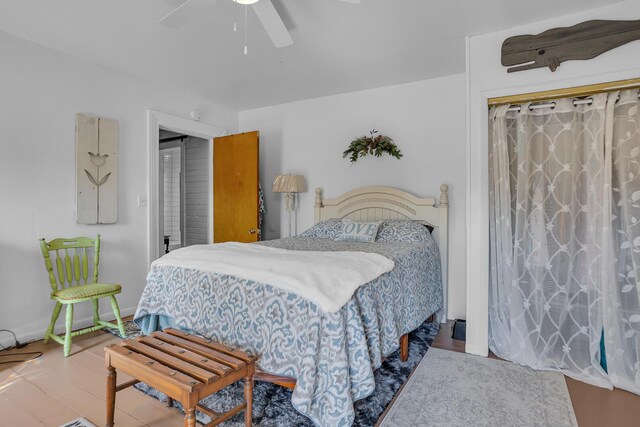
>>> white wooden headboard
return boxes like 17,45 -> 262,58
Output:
314,185 -> 449,321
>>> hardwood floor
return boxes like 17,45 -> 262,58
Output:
433,321 -> 640,427
2,321 -> 639,426
0,327 -> 186,426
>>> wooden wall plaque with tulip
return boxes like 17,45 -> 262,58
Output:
76,113 -> 118,224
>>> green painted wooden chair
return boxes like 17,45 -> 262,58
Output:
39,235 -> 126,357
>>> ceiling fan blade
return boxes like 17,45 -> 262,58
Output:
251,0 -> 293,48
337,0 -> 362,4
159,0 -> 218,28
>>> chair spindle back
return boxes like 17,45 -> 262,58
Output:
39,235 -> 101,293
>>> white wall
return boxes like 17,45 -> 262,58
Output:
0,32 -> 238,347
466,0 -> 640,356
240,74 -> 468,320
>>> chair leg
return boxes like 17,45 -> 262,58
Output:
44,302 -> 63,344
110,296 -> 126,338
92,298 -> 100,325
63,304 -> 74,357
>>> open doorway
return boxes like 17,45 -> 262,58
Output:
147,110 -> 226,265
158,130 -> 210,254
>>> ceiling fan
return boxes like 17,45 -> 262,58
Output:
160,0 -> 362,49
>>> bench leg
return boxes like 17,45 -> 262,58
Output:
244,366 -> 254,426
184,407 -> 196,427
106,365 -> 116,427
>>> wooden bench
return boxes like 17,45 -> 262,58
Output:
105,328 -> 257,427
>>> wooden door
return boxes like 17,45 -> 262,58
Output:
213,131 -> 260,243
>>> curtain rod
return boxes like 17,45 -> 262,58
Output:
488,77 -> 640,107
506,93 -> 640,112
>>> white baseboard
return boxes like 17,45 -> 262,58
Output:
465,341 -> 489,356
0,306 -> 137,349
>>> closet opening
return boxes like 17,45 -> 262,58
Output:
486,76 -> 640,394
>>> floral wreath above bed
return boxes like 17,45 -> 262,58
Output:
342,129 -> 403,163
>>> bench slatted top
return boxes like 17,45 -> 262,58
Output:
105,328 -> 258,394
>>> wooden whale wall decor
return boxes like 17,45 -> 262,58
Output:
501,19 -> 640,73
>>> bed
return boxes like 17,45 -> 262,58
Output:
134,185 -> 449,427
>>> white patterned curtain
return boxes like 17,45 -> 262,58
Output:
604,90 -> 640,394
489,89 -> 640,392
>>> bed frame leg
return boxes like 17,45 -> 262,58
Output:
400,334 -> 409,362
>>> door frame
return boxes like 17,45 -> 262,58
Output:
147,110 -> 226,266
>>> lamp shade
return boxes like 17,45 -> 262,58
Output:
272,174 -> 306,193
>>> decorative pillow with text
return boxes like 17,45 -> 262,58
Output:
334,220 -> 381,243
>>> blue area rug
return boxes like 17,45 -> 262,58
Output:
107,320 -> 439,426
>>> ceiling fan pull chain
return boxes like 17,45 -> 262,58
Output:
233,0 -> 238,32
244,4 -> 248,55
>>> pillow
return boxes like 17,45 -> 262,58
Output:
299,218 -> 344,239
376,219 -> 434,243
334,220 -> 381,243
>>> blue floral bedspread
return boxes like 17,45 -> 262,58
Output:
134,236 -> 442,426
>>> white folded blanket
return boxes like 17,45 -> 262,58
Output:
151,242 -> 394,313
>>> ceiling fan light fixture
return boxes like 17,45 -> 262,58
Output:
162,0 -> 362,51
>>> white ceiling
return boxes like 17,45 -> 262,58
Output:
0,0 -> 621,110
